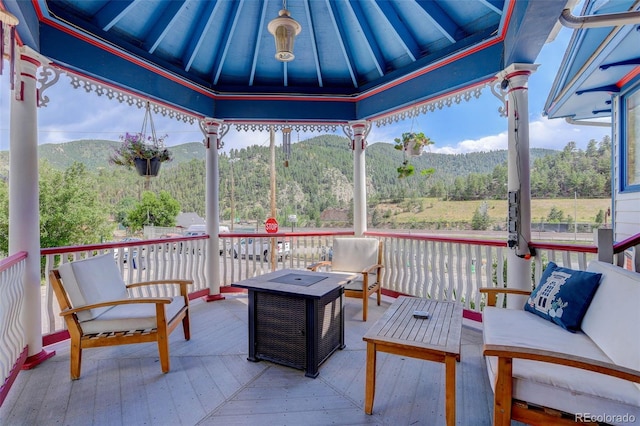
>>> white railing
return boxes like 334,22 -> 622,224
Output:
218,231 -> 353,285
367,232 -> 598,312
40,237 -> 208,335
38,231 -> 602,340
0,252 -> 27,407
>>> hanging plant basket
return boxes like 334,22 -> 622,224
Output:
403,139 -> 424,157
108,101 -> 172,177
393,132 -> 436,179
394,132 -> 433,157
134,157 -> 162,176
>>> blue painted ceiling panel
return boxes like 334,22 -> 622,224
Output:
4,0 -> 568,121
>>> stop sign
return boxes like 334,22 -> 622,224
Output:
265,217 -> 279,233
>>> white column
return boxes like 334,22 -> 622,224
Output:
201,119 -> 224,301
9,48 -> 52,363
497,64 -> 538,308
348,120 -> 371,236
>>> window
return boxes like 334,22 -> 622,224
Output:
624,88 -> 640,190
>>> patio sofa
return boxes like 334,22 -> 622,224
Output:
481,260 -> 640,425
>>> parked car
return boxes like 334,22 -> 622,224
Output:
113,237 -> 145,269
229,238 -> 290,261
184,224 -> 230,255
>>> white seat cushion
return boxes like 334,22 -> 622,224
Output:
331,237 -> 379,273
483,307 -> 640,423
582,261 -> 640,373
58,254 -> 128,322
80,296 -> 185,334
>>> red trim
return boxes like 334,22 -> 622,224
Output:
40,235 -> 209,255
463,310 -> 483,323
0,346 -> 28,407
0,251 -> 27,273
381,288 -> 404,299
365,231 -> 506,247
20,71 -> 36,80
203,293 -> 225,302
529,241 -> 597,254
612,232 -> 640,253
618,66 -> 640,88
503,70 -> 532,80
507,86 -> 527,93
188,288 -> 209,300
20,54 -> 40,67
43,330 -> 69,347
221,286 -> 246,294
21,349 -> 55,370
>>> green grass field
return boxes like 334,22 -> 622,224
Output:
380,198 -> 611,224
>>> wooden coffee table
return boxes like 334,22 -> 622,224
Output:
363,296 -> 463,425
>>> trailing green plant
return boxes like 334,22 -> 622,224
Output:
393,132 -> 435,178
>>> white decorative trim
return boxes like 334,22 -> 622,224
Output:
37,64 -> 61,107
234,122 -> 339,133
373,82 -> 491,126
342,120 -> 371,150
342,124 -> 354,148
50,67 -> 198,124
490,80 -> 508,117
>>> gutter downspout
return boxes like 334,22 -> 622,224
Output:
559,6 -> 640,29
565,117 -> 611,127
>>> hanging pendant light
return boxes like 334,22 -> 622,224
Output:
267,0 -> 301,62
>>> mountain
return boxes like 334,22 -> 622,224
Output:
0,135 -> 565,222
0,136 -> 555,178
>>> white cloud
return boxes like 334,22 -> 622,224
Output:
424,114 -> 610,155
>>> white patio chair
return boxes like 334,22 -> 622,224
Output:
308,237 -> 383,321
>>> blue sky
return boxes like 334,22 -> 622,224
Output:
0,23 -> 608,155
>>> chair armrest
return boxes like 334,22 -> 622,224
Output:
60,297 -> 173,316
483,344 -> 640,383
479,288 -> 531,307
362,263 -> 383,274
307,261 -> 331,271
127,279 -> 193,296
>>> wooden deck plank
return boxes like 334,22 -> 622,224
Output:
94,358 -> 124,425
119,358 -> 153,426
35,357 -> 73,426
0,296 -> 495,426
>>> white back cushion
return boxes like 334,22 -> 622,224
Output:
331,238 -> 379,273
58,254 -> 128,322
582,261 -> 640,372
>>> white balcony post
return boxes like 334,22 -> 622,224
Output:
497,64 -> 538,308
201,118 -> 225,301
347,120 -> 371,236
9,48 -> 55,365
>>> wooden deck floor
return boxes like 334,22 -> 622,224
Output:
1,294 -> 496,425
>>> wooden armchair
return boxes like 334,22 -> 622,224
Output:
50,253 -> 191,380
308,237 -> 383,321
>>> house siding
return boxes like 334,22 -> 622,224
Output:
613,93 -> 640,241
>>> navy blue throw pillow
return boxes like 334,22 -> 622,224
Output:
524,262 -> 602,332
